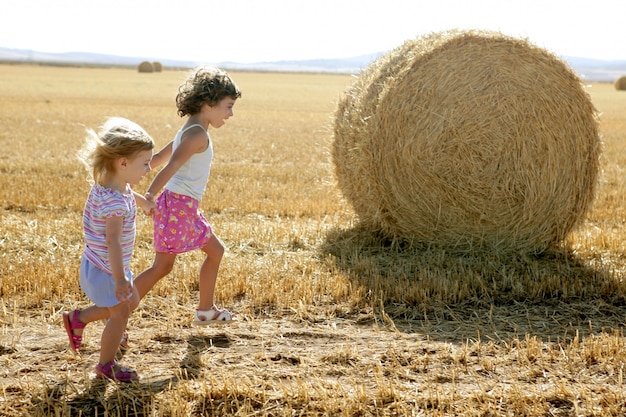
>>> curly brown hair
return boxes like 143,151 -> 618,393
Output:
176,66 -> 242,117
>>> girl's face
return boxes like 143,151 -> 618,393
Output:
122,149 -> 153,186
207,97 -> 236,128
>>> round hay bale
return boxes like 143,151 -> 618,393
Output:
332,29 -> 600,254
138,61 -> 154,73
152,61 -> 163,72
615,76 -> 626,90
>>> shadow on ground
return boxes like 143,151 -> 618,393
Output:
321,226 -> 626,342
26,333 -> 233,416
180,333 -> 231,379
27,375 -> 177,417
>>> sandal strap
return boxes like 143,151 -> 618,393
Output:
71,309 -> 86,330
96,360 -> 116,375
213,308 -> 233,321
63,310 -> 84,351
96,360 -> 138,382
199,307 -> 234,321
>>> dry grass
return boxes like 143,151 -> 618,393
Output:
1,64 -> 626,416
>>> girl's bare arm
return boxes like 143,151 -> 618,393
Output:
105,215 -> 133,302
146,130 -> 207,197
150,141 -> 173,169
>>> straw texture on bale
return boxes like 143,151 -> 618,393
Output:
153,61 -> 163,72
138,61 -> 154,73
615,76 -> 626,90
332,30 -> 600,254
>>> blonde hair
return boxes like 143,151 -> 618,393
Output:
78,117 -> 154,184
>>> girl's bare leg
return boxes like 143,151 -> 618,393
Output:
69,305 -> 111,340
198,236 -> 224,311
133,252 -> 177,299
99,289 -> 139,368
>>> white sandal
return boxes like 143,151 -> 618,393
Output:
192,306 -> 236,325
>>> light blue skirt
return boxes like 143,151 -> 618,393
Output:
79,254 -> 133,307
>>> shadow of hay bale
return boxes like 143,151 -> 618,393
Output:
322,225 -> 625,306
321,226 -> 626,340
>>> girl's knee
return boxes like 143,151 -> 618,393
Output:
153,259 -> 175,276
148,261 -> 174,279
109,303 -> 131,320
205,237 -> 225,258
214,242 -> 225,259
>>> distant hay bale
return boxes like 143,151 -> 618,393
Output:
615,76 -> 626,90
152,61 -> 163,72
332,29 -> 601,254
138,61 -> 154,73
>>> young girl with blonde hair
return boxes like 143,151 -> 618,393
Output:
63,117 -> 154,382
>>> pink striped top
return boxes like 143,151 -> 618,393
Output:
82,184 -> 136,275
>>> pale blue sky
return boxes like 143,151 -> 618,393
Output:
1,0 -> 625,63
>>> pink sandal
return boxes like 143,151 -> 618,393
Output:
95,360 -> 138,382
62,309 -> 86,352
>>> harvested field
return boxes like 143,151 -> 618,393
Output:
1,64 -> 626,416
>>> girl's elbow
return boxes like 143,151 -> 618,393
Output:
105,238 -> 122,249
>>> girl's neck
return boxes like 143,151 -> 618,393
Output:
100,174 -> 127,194
185,115 -> 209,130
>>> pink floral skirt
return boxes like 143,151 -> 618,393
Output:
153,190 -> 212,254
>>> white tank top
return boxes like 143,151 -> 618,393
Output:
165,124 -> 213,202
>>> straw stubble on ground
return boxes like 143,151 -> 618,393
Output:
3,311 -> 626,415
1,64 -> 626,416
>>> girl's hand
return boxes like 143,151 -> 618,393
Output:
143,199 -> 156,216
132,190 -> 155,215
143,192 -> 156,215
114,279 -> 133,303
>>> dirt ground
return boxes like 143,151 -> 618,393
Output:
3,300 -> 626,416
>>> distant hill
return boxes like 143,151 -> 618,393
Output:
562,56 -> 626,83
0,46 -> 377,74
1,46 -> 624,82
218,53 -> 383,74
0,47 -> 200,70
